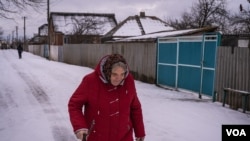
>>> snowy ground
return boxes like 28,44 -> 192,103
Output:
0,49 -> 250,141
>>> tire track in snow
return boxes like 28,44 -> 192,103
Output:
18,71 -> 49,105
0,87 -> 18,110
11,63 -> 76,141
0,87 -> 18,131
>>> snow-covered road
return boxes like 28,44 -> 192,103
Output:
0,50 -> 87,141
0,49 -> 250,141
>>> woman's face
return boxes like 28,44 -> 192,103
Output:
110,66 -> 126,86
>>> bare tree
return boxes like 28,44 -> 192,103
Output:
165,0 -> 229,31
165,12 -> 194,30
71,16 -> 106,35
0,0 -> 46,19
230,0 -> 250,33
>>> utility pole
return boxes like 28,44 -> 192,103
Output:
16,26 -> 18,43
12,30 -> 14,47
7,34 -> 10,45
23,16 -> 26,49
47,0 -> 50,60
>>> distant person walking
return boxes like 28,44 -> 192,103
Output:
17,44 -> 23,59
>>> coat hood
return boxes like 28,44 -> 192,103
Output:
95,54 -> 129,84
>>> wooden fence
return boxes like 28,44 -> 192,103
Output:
62,43 -> 156,83
28,43 -> 250,112
215,46 -> 250,111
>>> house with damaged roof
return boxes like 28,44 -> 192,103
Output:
102,12 -> 218,43
116,26 -> 219,42
49,12 -> 117,45
102,12 -> 174,42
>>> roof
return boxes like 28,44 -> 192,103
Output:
50,12 -> 117,35
103,12 -> 173,40
38,24 -> 48,36
114,26 -> 218,42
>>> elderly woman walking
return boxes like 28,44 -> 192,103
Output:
68,54 -> 145,141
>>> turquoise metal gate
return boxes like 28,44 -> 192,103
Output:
157,34 -> 221,98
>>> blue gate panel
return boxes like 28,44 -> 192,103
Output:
202,69 -> 215,96
157,34 -> 220,97
204,42 -> 217,68
158,43 -> 177,64
158,65 -> 176,87
178,66 -> 201,93
179,42 -> 202,65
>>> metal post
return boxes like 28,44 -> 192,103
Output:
243,95 -> 248,113
47,0 -> 50,60
23,16 -> 26,49
222,89 -> 227,107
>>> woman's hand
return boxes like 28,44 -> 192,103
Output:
75,129 -> 88,141
136,136 -> 145,141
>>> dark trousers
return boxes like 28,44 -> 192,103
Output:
18,51 -> 22,59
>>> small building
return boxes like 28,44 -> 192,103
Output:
0,40 -> 8,49
102,12 -> 174,42
221,33 -> 250,48
29,24 -> 48,45
49,12 -> 118,45
39,24 -> 48,36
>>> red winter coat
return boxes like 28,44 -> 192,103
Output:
68,56 -> 145,141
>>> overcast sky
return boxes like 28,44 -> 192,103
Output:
0,0 -> 248,39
